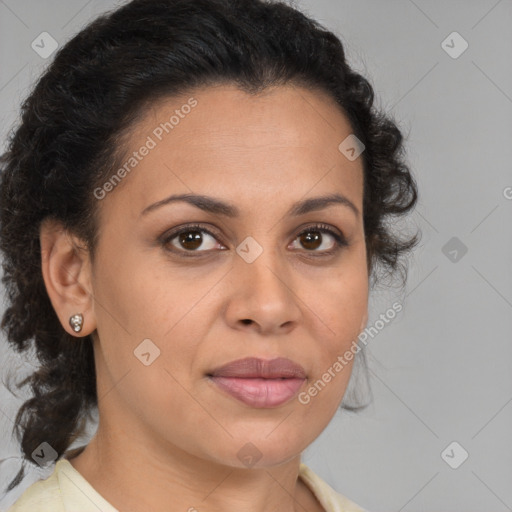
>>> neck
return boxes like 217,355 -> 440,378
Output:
67,428 -> 321,512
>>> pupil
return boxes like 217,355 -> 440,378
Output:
302,231 -> 321,250
180,231 -> 202,250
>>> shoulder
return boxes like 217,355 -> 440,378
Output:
6,456 -> 118,512
299,463 -> 369,512
6,465 -> 65,512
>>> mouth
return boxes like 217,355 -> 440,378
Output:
207,357 -> 307,408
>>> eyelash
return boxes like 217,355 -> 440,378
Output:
160,223 -> 349,258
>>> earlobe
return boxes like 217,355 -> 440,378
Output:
39,218 -> 96,337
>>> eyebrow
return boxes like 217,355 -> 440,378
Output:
140,192 -> 359,218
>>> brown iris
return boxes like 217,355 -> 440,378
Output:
299,230 -> 322,250
179,230 -> 203,250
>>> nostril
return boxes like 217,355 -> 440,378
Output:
241,319 -> 253,325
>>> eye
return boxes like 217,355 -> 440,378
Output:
160,222 -> 348,258
290,223 -> 348,255
161,224 -> 225,256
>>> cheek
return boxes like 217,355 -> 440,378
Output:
91,243 -> 210,382
89,245 -> 202,429
303,257 -> 368,400
310,261 -> 368,349
91,240 -> 180,337
299,282 -> 366,416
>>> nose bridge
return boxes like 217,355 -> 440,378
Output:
236,234 -> 283,286
233,232 -> 297,305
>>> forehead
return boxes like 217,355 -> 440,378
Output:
140,83 -> 354,150
101,83 -> 364,218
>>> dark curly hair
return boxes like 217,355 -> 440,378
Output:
0,0 -> 419,495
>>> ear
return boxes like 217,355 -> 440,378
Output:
39,217 -> 96,337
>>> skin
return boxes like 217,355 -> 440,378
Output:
40,83 -> 369,512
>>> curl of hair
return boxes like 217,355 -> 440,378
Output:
0,0 -> 419,493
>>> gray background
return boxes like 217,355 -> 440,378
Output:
0,1 -> 511,511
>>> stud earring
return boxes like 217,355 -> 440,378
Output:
69,313 -> 84,333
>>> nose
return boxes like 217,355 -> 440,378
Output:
223,238 -> 302,335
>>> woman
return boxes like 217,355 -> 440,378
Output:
0,0 -> 418,510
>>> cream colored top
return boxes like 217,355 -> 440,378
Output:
7,455 -> 368,512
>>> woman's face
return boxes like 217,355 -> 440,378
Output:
87,83 -> 368,468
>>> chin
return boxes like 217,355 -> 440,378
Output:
208,430 -> 310,470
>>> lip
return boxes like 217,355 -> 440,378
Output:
209,357 -> 307,379
207,357 -> 306,408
